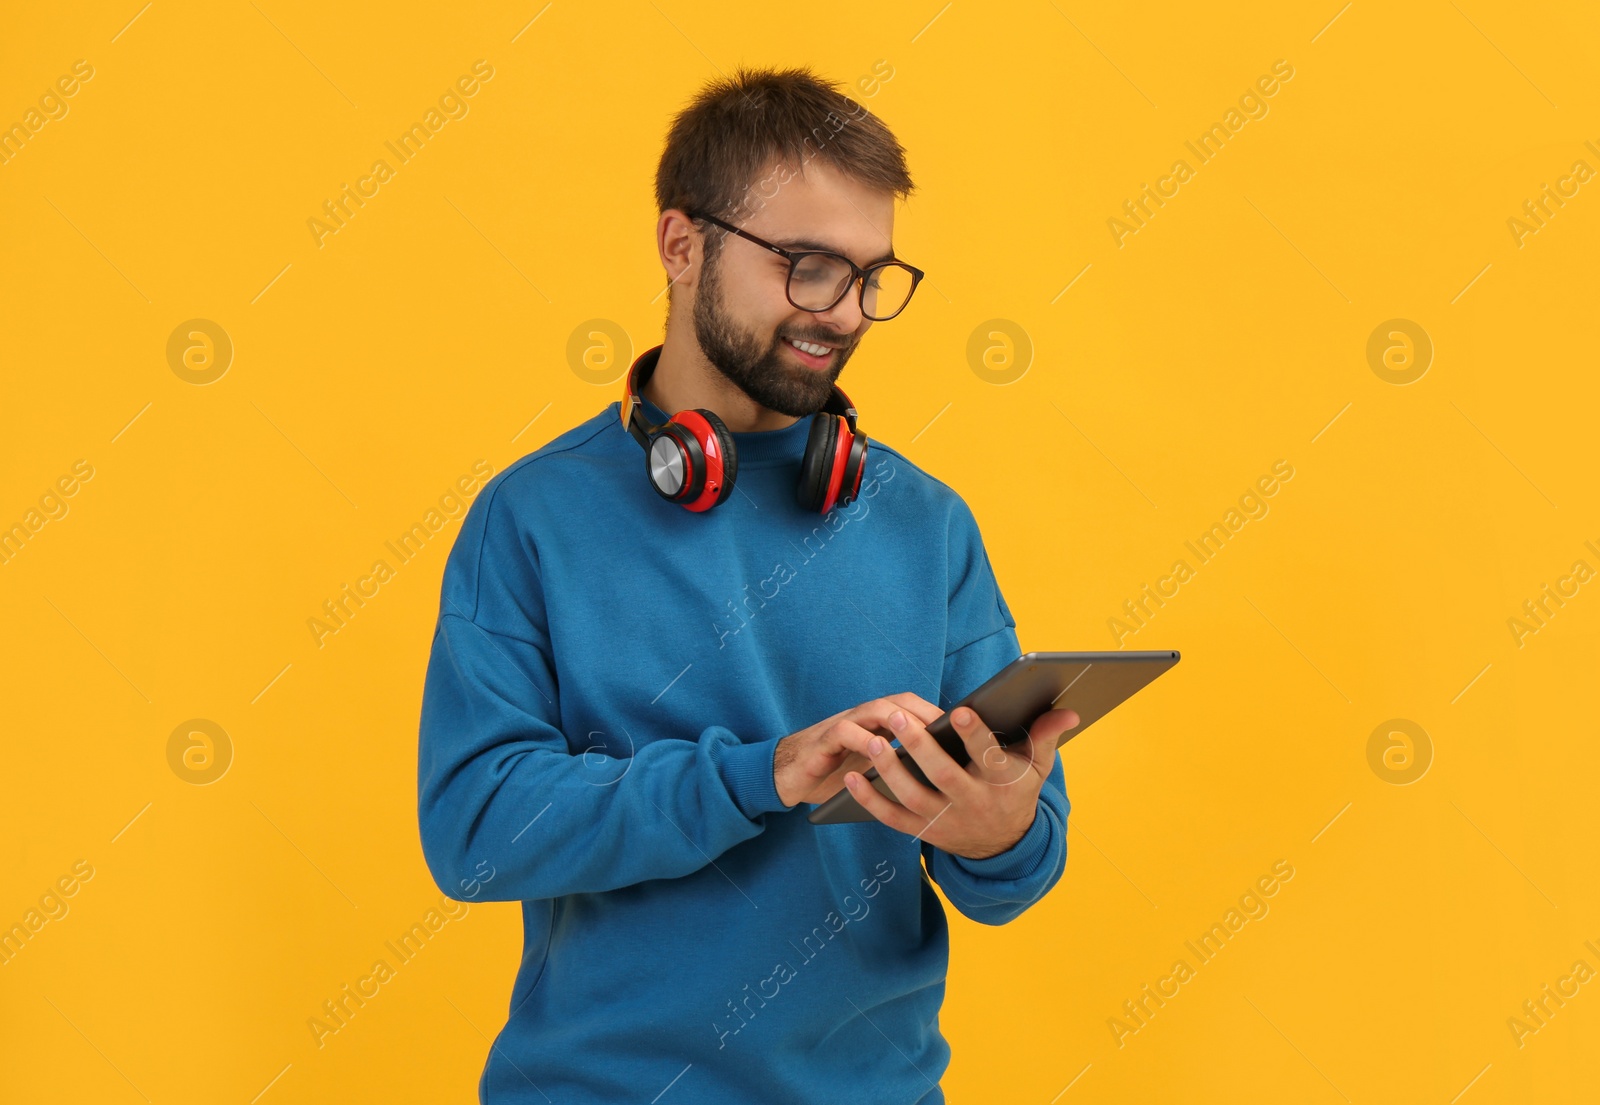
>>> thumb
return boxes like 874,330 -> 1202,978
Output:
1025,708 -> 1079,772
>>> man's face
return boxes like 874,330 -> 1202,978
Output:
688,158 -> 897,418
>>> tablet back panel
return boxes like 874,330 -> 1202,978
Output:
808,649 -> 1180,825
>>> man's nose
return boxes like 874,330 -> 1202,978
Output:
813,280 -> 865,334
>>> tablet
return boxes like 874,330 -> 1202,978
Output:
808,650 -> 1180,825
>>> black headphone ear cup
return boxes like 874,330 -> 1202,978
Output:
795,411 -> 838,512
694,408 -> 738,507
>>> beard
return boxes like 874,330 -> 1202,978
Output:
691,249 -> 855,418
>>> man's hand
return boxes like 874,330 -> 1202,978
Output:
774,694 -> 945,808
843,705 -> 1079,860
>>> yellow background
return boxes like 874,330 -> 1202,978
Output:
3,1 -> 1596,1101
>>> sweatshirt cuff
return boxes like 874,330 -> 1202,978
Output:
950,805 -> 1052,882
715,732 -> 790,819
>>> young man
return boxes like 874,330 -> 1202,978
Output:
418,65 -> 1078,1105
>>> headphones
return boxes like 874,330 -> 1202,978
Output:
620,344 -> 869,514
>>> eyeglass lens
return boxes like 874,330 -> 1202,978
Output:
788,254 -> 914,319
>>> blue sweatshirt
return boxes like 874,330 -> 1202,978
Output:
417,377 -> 1069,1105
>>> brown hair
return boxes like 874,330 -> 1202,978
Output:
655,65 -> 914,273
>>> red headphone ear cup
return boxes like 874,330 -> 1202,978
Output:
816,415 -> 854,514
795,411 -> 837,512
655,408 -> 735,512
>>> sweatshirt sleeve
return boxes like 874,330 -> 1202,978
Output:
417,473 -> 788,905
919,498 -> 1070,926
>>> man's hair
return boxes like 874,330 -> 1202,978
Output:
655,65 -> 913,289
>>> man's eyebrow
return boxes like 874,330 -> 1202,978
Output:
771,235 -> 897,267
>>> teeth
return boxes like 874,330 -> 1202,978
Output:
788,338 -> 832,357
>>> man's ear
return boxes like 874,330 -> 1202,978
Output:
658,209 -> 699,291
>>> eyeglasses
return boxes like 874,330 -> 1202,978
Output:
687,211 -> 925,322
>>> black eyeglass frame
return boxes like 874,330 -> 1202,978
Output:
686,210 -> 925,322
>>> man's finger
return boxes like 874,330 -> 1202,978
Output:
864,747 -> 943,820
843,766 -> 920,834
947,706 -> 1029,786
884,692 -> 944,727
842,699 -> 929,740
879,711 -> 974,813
1024,708 -> 1078,778
827,720 -> 883,759
818,752 -> 873,798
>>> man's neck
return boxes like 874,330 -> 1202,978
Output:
642,328 -> 801,433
